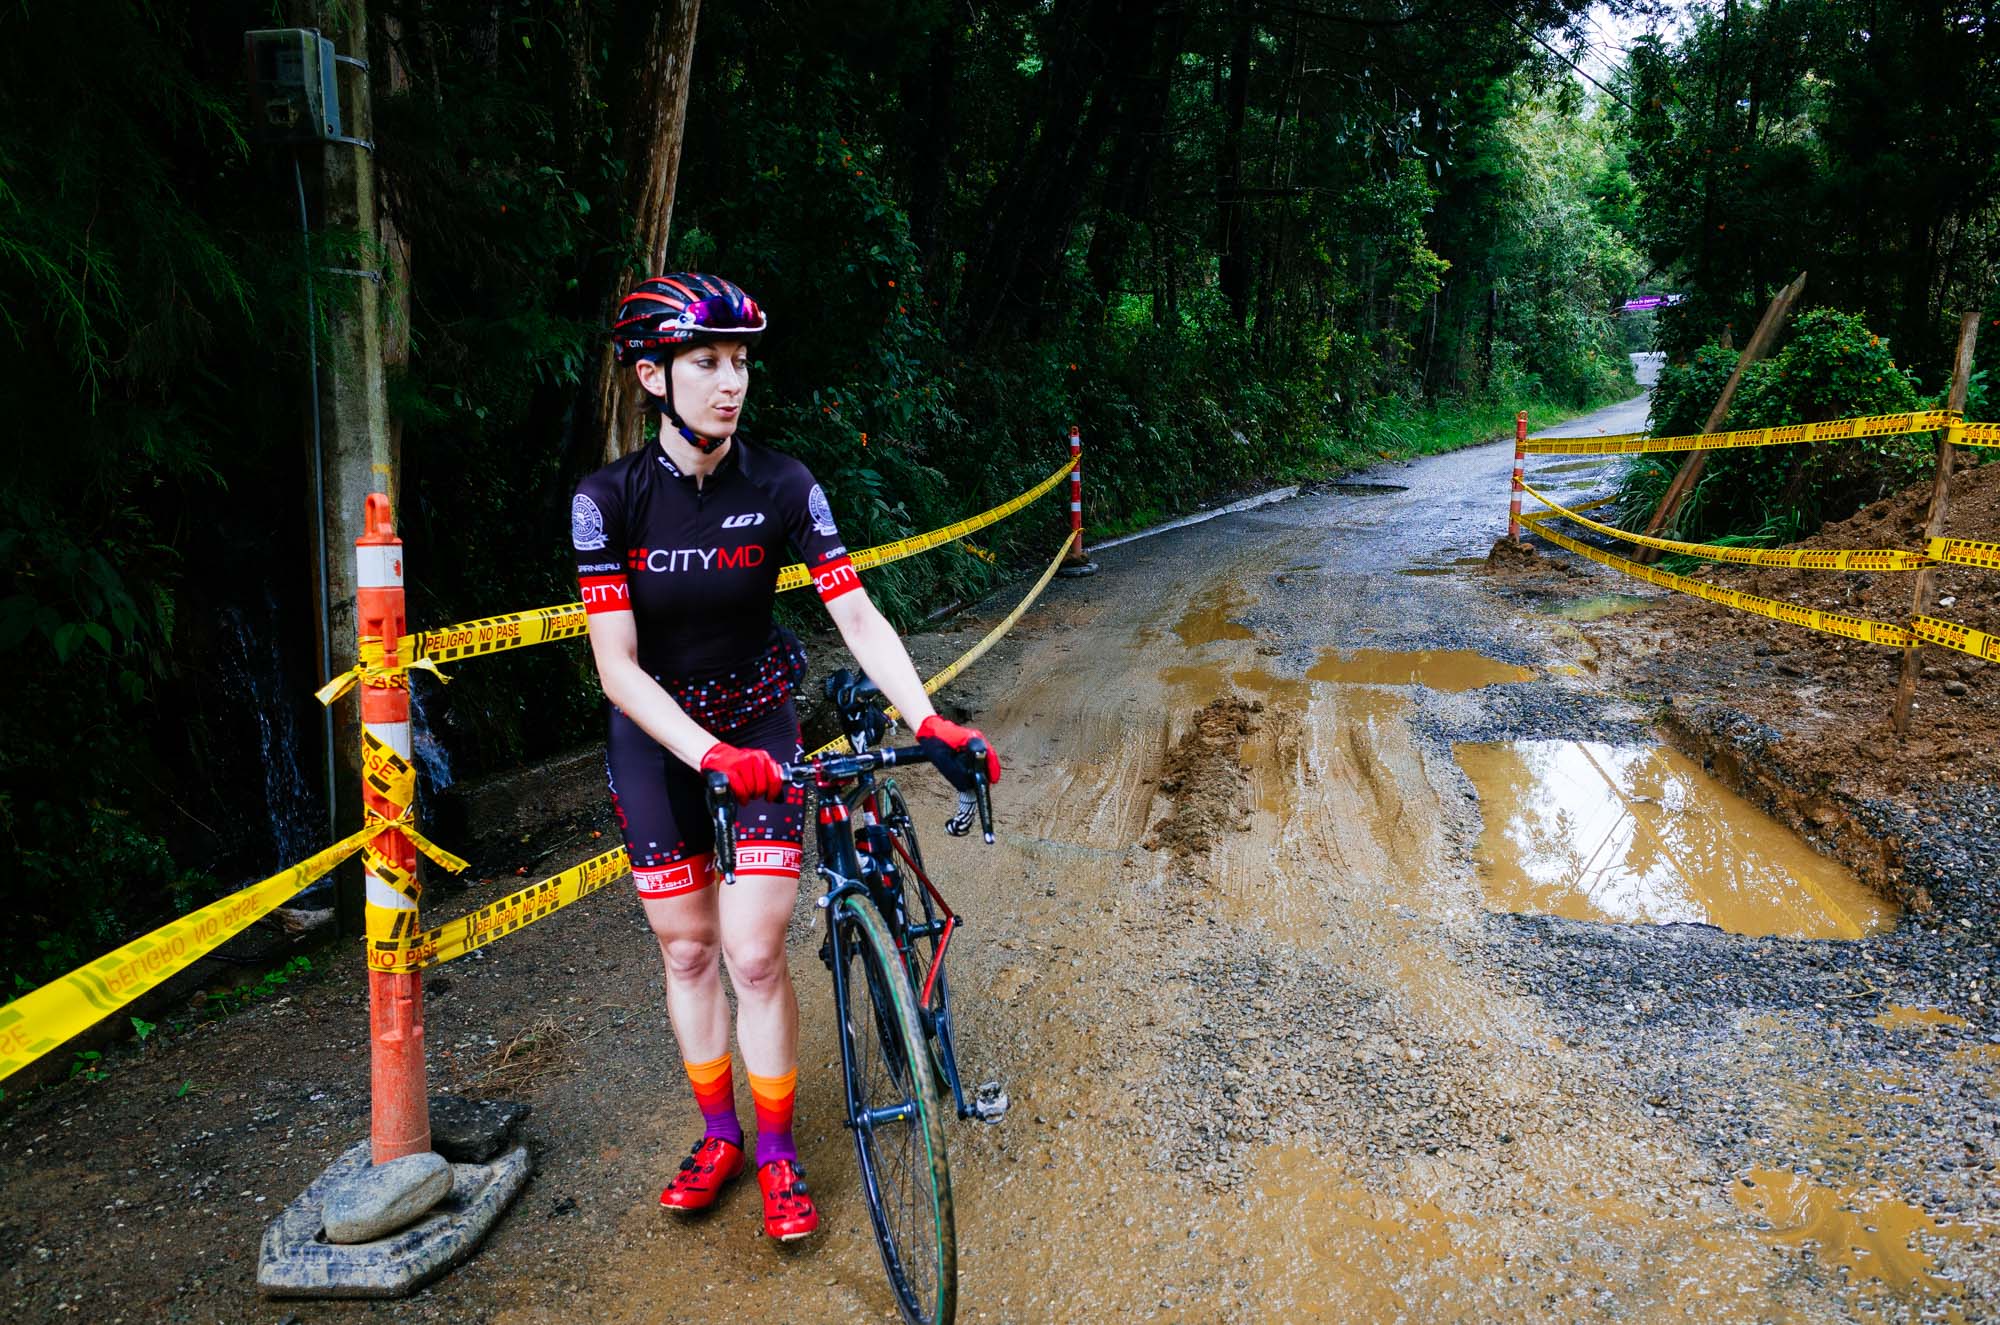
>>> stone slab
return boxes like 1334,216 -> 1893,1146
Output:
429,1095 -> 531,1164
258,1140 -> 532,1299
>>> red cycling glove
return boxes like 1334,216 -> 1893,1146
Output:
700,742 -> 786,804
917,715 -> 1002,785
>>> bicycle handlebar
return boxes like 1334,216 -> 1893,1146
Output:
704,740 -> 994,884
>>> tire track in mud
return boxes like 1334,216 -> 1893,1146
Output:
514,473 -> 1903,1324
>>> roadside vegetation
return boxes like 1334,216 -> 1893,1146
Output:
1615,0 -> 1999,546
6,0 -> 1635,989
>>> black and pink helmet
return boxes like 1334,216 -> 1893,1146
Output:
610,272 -> 768,366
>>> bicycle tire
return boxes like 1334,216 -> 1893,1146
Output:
834,893 -> 957,1325
883,781 -> 960,1095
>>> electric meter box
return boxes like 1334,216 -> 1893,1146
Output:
244,28 -> 343,144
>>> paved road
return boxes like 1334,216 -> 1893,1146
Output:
1540,387 -> 1652,439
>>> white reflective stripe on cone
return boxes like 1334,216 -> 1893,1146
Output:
366,873 -> 417,912
366,719 -> 413,758
357,545 -> 403,589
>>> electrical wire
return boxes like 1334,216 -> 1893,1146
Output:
1479,0 -> 1634,110
293,151 -> 339,851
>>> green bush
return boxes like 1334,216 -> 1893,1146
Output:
1623,309 -> 1931,545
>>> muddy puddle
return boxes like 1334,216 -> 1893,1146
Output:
1172,581 -> 1258,645
1538,593 -> 1656,621
1309,647 -> 1535,690
1457,739 -> 1896,939
1398,556 -> 1492,577
1873,1005 -> 1970,1031
1734,1168 -> 1975,1303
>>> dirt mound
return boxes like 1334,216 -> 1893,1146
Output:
1147,696 -> 1262,859
1484,536 -> 1544,577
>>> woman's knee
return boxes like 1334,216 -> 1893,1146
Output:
658,933 -> 720,984
723,941 -> 790,995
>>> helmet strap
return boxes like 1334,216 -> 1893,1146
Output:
655,363 -> 729,454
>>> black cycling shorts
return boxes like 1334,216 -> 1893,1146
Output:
606,699 -> 808,899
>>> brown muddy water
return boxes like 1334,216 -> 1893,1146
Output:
1538,593 -> 1657,621
1307,647 -> 1535,690
1456,739 -> 1896,939
1734,1167 -> 1977,1304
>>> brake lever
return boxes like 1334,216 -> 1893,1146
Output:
965,739 -> 995,845
704,770 -> 738,885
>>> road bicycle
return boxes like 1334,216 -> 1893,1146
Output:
705,670 -> 1006,1325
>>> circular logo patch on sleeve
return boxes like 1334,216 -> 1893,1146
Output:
807,483 -> 839,537
571,493 -> 608,551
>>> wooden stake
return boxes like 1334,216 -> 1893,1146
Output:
1891,310 -> 1981,736
1635,271 -> 1807,563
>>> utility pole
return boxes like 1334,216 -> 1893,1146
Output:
303,0 -> 394,934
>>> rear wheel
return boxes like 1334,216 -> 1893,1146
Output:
834,893 -> 956,1325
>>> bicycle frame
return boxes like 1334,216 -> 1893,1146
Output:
816,762 -> 978,1122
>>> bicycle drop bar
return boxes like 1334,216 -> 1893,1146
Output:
704,743 -> 995,885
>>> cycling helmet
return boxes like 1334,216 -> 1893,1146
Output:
610,273 -> 769,452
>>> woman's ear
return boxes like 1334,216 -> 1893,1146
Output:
634,358 -> 668,401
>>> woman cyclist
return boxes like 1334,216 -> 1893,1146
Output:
572,273 -> 1002,1242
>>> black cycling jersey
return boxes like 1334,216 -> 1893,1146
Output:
571,435 -> 860,683
575,435 -> 856,886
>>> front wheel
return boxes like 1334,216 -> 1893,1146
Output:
833,893 -> 957,1325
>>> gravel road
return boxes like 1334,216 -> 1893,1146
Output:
3,398 -> 1993,1323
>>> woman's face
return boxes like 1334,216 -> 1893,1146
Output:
640,338 -> 750,440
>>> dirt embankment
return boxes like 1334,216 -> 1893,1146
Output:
1538,459 -> 2000,917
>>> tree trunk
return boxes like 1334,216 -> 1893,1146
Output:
956,0 -> 1143,347
1216,1 -> 1254,327
584,0 -> 702,465
904,22 -> 957,317
1084,0 -> 1189,311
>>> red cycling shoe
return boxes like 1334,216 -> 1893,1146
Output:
659,1136 -> 745,1211
757,1159 -> 820,1241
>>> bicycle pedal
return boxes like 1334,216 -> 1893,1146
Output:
971,1081 -> 1009,1123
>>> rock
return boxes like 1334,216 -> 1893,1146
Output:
1942,680 -> 1969,697
429,1096 -> 532,1164
321,1152 -> 453,1244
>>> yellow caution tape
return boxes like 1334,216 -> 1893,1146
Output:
1521,513 -> 1915,648
1523,481 -> 1935,571
314,638 -> 451,706
1931,536 -> 2000,571
358,731 -> 469,910
1523,410 -> 1953,457
412,604 -> 589,668
959,540 -> 999,565
809,530 -> 1075,758
366,529 -> 1078,970
376,457 -> 1078,674
0,826 -> 377,1081
1960,420 -> 2000,449
1909,615 -> 2000,664
366,847 -> 631,973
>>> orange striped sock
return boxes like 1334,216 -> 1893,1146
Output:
747,1066 -> 798,1167
684,1052 -> 743,1146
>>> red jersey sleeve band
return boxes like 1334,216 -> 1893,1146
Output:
579,573 -> 632,614
811,555 -> 863,604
